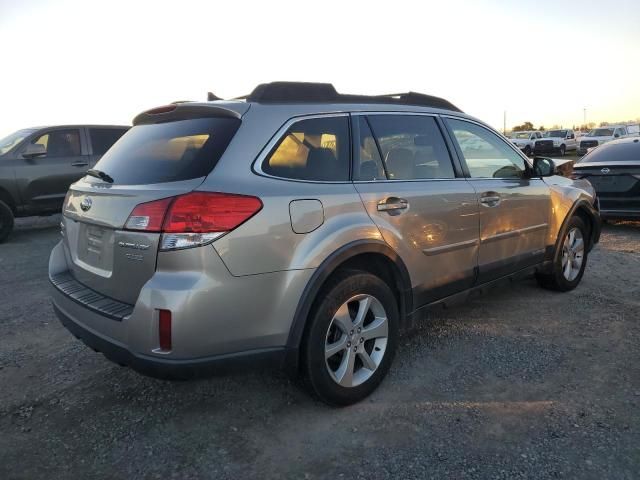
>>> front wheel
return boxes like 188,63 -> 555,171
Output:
0,200 -> 14,243
536,216 -> 588,291
302,271 -> 399,406
524,145 -> 532,156
559,144 -> 566,156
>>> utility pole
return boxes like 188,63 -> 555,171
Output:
503,111 -> 506,135
583,107 -> 587,126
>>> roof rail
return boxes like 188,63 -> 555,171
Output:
243,82 -> 462,112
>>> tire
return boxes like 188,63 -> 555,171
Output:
302,271 -> 399,406
536,216 -> 588,292
0,200 -> 14,243
524,145 -> 532,156
559,145 -> 566,156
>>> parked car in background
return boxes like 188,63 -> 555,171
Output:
625,124 -> 640,136
0,125 -> 129,242
49,82 -> 601,405
533,129 -> 577,156
577,125 -> 629,155
508,130 -> 542,156
573,136 -> 640,219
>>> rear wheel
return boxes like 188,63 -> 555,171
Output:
302,271 -> 398,406
0,201 -> 14,243
536,216 -> 588,291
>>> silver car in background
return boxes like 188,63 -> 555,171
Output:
50,82 -> 601,405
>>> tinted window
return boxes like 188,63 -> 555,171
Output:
579,141 -> 640,163
367,115 -> 455,180
90,128 -> 128,155
263,116 -> 349,181
447,119 -> 526,178
92,118 -> 240,185
31,129 -> 81,157
354,117 -> 386,181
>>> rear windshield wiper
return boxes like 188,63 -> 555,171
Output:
86,169 -> 114,183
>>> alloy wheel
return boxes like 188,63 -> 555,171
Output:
561,227 -> 584,281
324,294 -> 388,388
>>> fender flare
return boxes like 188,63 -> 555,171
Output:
549,198 -> 601,264
283,240 -> 412,373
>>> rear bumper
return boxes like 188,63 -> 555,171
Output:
49,240 -> 312,378
53,302 -> 287,379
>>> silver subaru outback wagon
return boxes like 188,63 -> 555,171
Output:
50,82 -> 601,405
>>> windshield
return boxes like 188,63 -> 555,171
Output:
511,132 -> 531,139
588,128 -> 614,137
0,129 -> 35,155
543,130 -> 567,138
91,117 -> 240,185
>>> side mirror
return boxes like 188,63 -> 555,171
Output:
22,143 -> 47,159
614,134 -> 620,138
532,157 -> 555,177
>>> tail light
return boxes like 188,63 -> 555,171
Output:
125,192 -> 262,250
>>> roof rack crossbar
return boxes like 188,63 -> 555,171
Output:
238,82 -> 462,112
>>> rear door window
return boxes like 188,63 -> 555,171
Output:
89,128 -> 128,155
365,115 -> 455,180
262,116 -> 350,181
92,118 -> 240,185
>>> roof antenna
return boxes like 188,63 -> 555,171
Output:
207,92 -> 222,101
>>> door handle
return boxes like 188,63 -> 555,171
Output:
71,161 -> 89,167
479,192 -> 501,207
377,197 -> 409,213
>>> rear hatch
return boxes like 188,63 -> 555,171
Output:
61,106 -> 243,305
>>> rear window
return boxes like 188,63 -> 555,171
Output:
579,141 -> 640,163
262,116 -> 350,181
92,118 -> 240,185
89,128 -> 128,155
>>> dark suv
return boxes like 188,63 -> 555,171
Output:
0,125 -> 129,242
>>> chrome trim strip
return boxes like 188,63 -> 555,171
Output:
481,223 -> 548,244
422,238 -> 479,256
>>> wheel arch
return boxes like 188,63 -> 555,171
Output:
551,198 -> 601,263
0,186 -> 16,214
283,240 -> 412,375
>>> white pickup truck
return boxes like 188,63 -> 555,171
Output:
533,129 -> 578,156
577,125 -> 629,155
508,130 -> 542,156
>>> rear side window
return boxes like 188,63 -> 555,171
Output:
92,118 -> 240,185
89,128 -> 128,155
262,116 -> 350,181
31,129 -> 81,157
366,115 -> 455,180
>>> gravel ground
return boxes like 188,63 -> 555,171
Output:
0,215 -> 639,479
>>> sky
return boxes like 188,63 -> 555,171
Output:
0,0 -> 639,138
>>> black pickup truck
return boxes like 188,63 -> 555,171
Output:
0,125 -> 128,242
